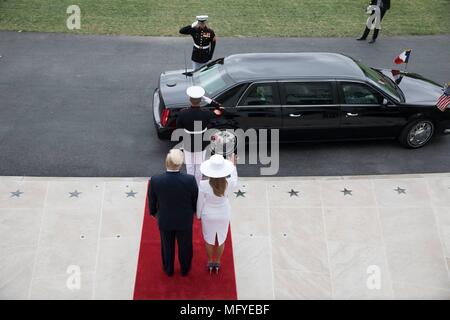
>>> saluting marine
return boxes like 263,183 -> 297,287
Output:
177,86 -> 223,185
179,15 -> 217,70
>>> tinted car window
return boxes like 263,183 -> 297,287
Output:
342,82 -> 383,105
240,84 -> 275,106
284,82 -> 334,105
354,60 -> 402,102
216,83 -> 248,108
193,64 -> 233,97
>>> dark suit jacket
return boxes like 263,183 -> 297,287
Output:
149,171 -> 198,231
176,107 -> 216,152
370,0 -> 390,10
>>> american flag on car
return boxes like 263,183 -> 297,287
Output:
437,83 -> 450,112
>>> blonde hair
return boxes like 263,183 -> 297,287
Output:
209,177 -> 228,197
166,149 -> 184,171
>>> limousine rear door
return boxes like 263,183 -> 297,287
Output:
232,82 -> 283,130
279,80 -> 341,141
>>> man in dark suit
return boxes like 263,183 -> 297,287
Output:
357,0 -> 391,43
149,149 -> 198,277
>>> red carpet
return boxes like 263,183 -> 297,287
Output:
133,183 -> 238,300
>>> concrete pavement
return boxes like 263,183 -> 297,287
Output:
1,173 -> 449,299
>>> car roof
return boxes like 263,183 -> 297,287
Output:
223,52 -> 366,82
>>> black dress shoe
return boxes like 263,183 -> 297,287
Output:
181,268 -> 191,277
164,269 -> 174,277
356,37 -> 366,41
369,39 -> 376,44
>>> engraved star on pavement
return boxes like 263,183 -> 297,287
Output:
10,190 -> 24,198
395,187 -> 407,194
341,188 -> 353,196
234,190 -> 246,198
288,189 -> 299,197
69,190 -> 82,198
126,190 -> 138,198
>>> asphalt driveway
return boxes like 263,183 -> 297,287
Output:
0,31 -> 449,177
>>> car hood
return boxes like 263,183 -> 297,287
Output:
381,69 -> 443,105
159,70 -> 194,107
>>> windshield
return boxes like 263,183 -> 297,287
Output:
192,64 -> 232,97
356,61 -> 403,102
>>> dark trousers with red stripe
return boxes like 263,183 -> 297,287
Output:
160,228 -> 193,276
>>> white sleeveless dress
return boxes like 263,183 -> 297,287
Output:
196,167 -> 238,245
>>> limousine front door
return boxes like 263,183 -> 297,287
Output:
338,81 -> 405,139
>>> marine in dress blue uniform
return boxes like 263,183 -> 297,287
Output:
176,86 -> 223,184
179,15 -> 217,70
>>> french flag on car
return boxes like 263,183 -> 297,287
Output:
394,49 -> 412,65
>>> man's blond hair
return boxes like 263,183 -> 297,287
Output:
166,149 -> 184,170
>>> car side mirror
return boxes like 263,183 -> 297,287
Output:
382,98 -> 389,106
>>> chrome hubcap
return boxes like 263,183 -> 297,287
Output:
408,122 -> 433,147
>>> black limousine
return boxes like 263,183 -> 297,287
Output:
153,53 -> 450,148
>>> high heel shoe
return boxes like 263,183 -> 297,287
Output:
207,262 -> 214,274
214,263 -> 221,274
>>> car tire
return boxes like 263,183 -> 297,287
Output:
399,119 -> 435,149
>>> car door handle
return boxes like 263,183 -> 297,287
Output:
346,112 -> 359,117
289,113 -> 302,118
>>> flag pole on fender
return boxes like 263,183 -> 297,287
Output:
391,49 -> 412,84
393,49 -> 412,73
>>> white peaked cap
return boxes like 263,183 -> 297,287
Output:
196,15 -> 209,22
186,86 -> 205,99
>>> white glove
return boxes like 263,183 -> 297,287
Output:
202,96 -> 213,104
191,21 -> 199,28
366,5 -> 375,14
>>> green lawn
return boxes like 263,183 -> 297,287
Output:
0,0 -> 449,37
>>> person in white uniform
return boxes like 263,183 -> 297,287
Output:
197,154 -> 238,274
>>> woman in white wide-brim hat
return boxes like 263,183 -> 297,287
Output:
197,154 -> 238,274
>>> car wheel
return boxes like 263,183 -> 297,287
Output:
399,119 -> 435,149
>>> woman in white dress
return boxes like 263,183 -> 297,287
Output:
197,154 -> 238,274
